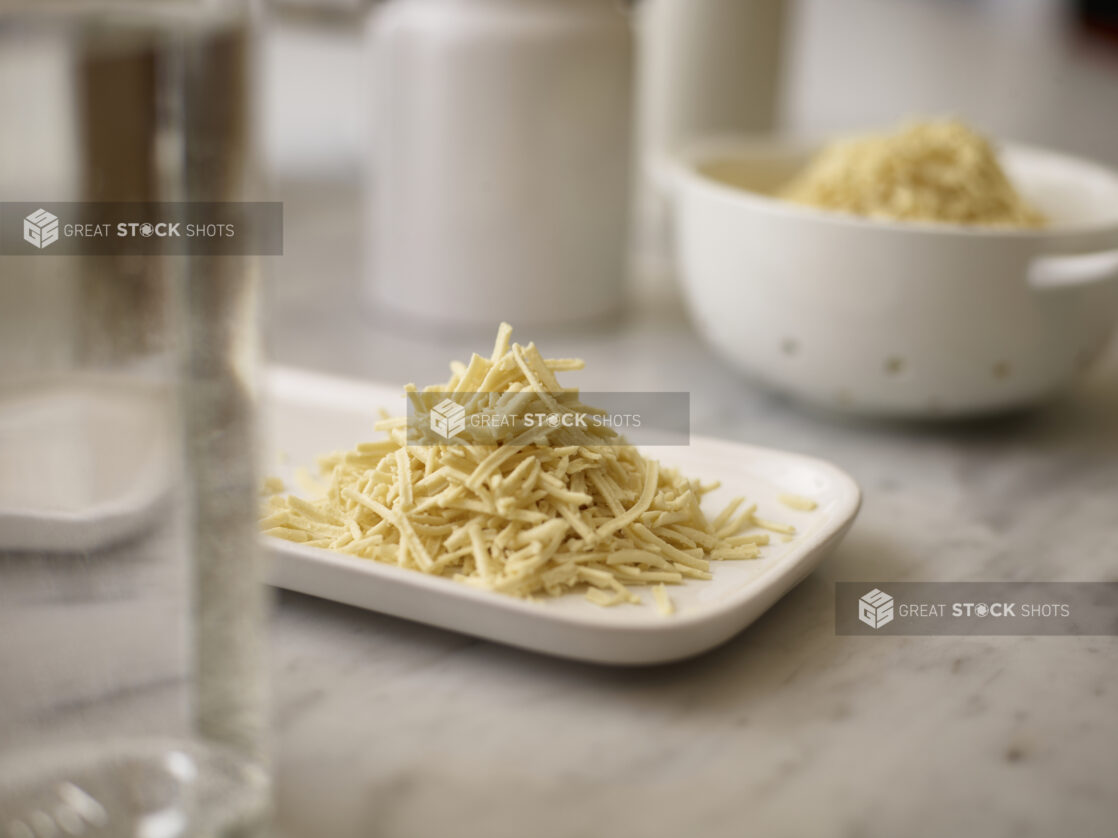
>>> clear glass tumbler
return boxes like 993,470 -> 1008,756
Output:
0,2 -> 269,835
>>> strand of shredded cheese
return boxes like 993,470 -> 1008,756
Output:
778,492 -> 818,512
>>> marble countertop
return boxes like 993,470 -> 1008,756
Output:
2,2 -> 1115,835
263,6 -> 1118,819
260,180 -> 1118,837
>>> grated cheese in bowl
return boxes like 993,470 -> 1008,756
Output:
777,119 -> 1045,229
261,324 -> 798,611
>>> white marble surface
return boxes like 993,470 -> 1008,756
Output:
258,185 -> 1118,838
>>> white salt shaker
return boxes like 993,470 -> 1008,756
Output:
366,0 -> 632,329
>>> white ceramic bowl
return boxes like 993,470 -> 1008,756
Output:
660,137 -> 1118,417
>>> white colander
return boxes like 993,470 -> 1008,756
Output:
660,137 -> 1118,417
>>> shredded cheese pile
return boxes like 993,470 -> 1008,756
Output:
778,119 -> 1045,228
262,324 -> 793,612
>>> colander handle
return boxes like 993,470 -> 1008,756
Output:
1028,249 -> 1118,291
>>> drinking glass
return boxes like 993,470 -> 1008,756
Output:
0,2 -> 270,835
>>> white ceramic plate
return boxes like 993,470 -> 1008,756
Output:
264,367 -> 861,664
0,377 -> 170,552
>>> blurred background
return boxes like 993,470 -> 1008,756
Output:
5,0 -> 1118,378
255,0 -> 1118,383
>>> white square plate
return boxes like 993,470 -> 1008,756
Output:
263,367 -> 861,665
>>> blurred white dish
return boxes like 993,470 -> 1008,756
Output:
0,377 -> 170,552
262,367 -> 860,665
659,136 -> 1118,417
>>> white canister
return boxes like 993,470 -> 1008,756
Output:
367,0 -> 633,329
